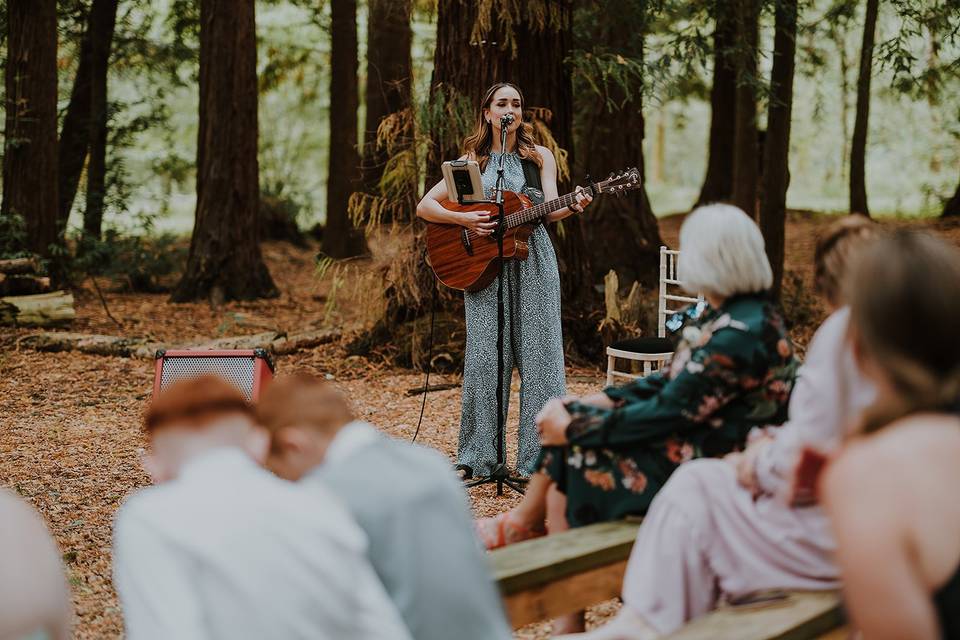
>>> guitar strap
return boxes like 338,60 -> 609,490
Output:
520,158 -> 542,193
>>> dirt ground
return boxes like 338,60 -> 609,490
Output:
2,212 -> 959,638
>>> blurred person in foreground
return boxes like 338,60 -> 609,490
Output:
557,216 -> 879,639
112,375 -> 410,640
257,373 -> 512,640
0,489 -> 72,640
823,230 -> 960,640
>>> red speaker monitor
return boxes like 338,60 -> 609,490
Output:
153,349 -> 275,402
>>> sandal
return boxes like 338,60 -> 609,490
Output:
455,464 -> 473,481
475,510 -> 546,550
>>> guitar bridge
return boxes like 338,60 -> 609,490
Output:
461,228 -> 474,255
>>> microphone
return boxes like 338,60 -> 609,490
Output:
500,113 -> 515,127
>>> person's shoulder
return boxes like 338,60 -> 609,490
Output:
534,144 -> 555,161
824,416 -> 958,501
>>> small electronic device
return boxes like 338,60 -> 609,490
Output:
441,159 -> 484,202
728,589 -> 791,610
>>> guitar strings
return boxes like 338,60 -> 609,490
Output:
462,190 -> 587,242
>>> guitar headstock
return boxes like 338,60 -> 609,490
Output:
594,167 -> 642,196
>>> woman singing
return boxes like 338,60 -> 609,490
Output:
416,82 -> 592,479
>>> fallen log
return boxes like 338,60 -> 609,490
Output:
0,273 -> 52,296
19,328 -> 342,359
0,291 -> 75,327
17,332 -> 160,358
0,257 -> 42,276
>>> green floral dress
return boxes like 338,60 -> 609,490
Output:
539,293 -> 798,527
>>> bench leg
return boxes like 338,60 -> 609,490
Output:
606,355 -> 615,387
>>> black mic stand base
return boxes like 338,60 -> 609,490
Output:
463,463 -> 527,495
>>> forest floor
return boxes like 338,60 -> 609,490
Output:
2,211 -> 960,639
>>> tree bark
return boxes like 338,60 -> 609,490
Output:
760,0 -> 798,299
361,0 -> 413,195
323,0 -> 367,259
172,0 -> 277,302
731,0 -> 760,218
2,0 -> 60,262
850,0 -> 878,217
697,2 -> 737,206
577,16 -> 663,288
57,0 -> 119,236
944,174 -> 960,217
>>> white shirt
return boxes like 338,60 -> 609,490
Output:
112,447 -> 412,640
754,306 -> 876,498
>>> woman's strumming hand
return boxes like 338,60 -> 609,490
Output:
460,210 -> 498,236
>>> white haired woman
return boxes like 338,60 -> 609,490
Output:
556,216 -> 880,639
477,204 -> 797,551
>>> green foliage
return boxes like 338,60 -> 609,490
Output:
879,0 -> 960,101
0,213 -> 29,259
73,229 -> 187,292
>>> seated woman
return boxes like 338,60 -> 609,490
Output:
557,215 -> 879,639
478,204 -> 797,550
823,230 -> 960,640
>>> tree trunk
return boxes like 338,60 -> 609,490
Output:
361,0 -> 413,195
759,0 -> 798,299
2,0 -> 59,262
323,0 -> 367,259
731,0 -> 760,218
576,14 -> 663,288
944,174 -> 960,217
57,0 -> 119,236
83,102 -> 108,241
697,2 -> 737,206
850,0 -> 878,217
172,0 -> 277,302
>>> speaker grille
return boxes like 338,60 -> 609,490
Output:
159,356 -> 257,401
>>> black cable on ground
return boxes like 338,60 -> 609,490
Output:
411,281 -> 438,443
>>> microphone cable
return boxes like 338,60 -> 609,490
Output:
411,280 -> 437,443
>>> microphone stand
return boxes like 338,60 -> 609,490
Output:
463,115 -> 525,496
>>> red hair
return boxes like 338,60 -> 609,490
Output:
144,375 -> 254,434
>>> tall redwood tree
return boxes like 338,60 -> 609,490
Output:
576,2 -> 663,287
361,0 -> 413,197
172,0 -> 277,302
944,174 -> 960,217
2,0 -> 60,263
697,2 -> 737,206
849,0 -> 879,217
323,0 -> 367,259
759,0 -> 799,298
731,0 -> 760,219
57,0 -> 120,237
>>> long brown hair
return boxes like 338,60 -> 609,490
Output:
814,215 -> 879,308
462,82 -> 542,172
848,229 -> 960,433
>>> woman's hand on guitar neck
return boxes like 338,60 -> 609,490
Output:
461,211 -> 498,236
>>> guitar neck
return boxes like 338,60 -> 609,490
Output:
504,186 -> 595,229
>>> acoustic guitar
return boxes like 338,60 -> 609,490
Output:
425,168 -> 642,292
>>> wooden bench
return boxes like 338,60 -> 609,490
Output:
491,520 -> 845,639
489,520 -> 641,628
663,590 -> 844,640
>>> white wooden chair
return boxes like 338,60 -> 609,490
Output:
605,246 -> 703,386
